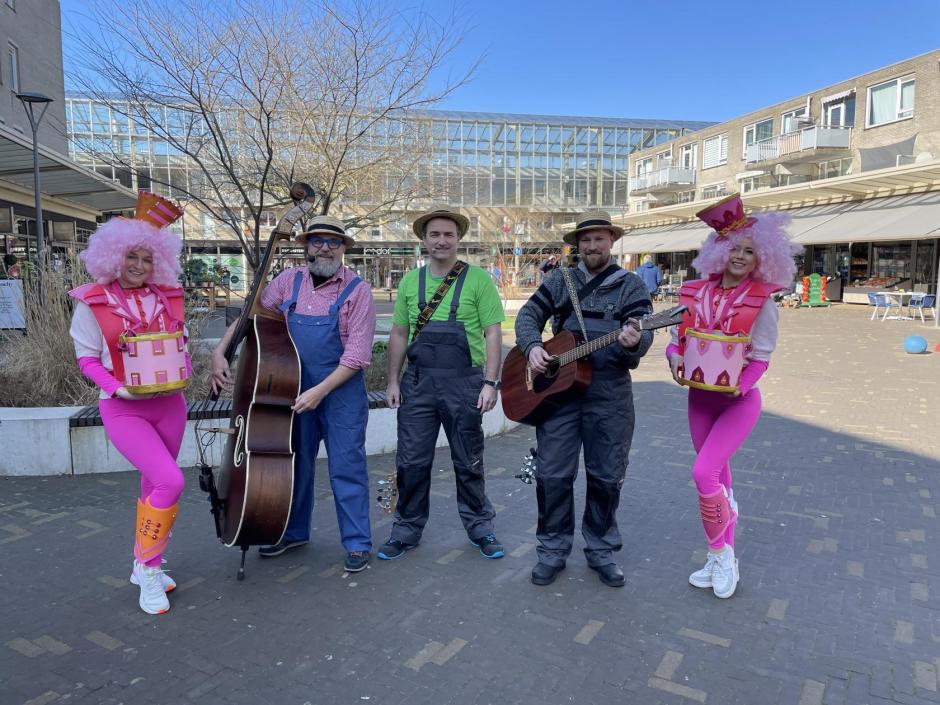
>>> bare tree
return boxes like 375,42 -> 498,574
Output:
67,0 -> 475,274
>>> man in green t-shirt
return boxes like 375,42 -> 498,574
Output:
379,206 -> 506,561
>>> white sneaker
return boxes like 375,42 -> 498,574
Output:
132,560 -> 170,614
711,546 -> 739,599
130,560 -> 176,592
689,552 -> 718,588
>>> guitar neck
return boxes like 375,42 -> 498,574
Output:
555,329 -> 622,367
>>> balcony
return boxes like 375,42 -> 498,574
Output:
745,126 -> 851,166
630,166 -> 696,195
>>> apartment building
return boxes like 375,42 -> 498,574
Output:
619,49 -> 940,301
0,0 -> 134,258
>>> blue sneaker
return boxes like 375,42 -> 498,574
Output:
377,539 -> 416,560
470,533 -> 504,559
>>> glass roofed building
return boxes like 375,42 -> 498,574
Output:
66,96 -> 710,287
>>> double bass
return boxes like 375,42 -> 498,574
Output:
200,183 -> 316,579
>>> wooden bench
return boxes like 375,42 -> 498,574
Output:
69,393 -> 388,428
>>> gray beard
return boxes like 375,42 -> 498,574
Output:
308,257 -> 342,278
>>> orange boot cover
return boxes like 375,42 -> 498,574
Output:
698,487 -> 735,544
134,499 -> 179,565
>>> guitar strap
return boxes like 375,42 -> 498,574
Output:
555,264 -> 620,331
412,260 -> 467,342
560,267 -> 589,342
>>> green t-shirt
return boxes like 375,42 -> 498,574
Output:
392,264 -> 505,367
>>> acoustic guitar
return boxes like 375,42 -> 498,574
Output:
501,305 -> 687,425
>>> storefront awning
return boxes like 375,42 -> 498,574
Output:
620,192 -> 940,254
619,222 -> 711,254
790,192 -> 940,244
0,125 -> 136,213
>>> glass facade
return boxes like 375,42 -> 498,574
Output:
66,97 -> 706,237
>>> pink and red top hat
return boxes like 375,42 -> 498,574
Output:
695,193 -> 756,238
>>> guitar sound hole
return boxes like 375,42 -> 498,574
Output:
544,360 -> 560,379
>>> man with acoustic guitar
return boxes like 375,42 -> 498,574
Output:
378,206 -> 506,562
514,211 -> 653,587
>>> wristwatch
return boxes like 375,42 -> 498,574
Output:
483,378 -> 502,390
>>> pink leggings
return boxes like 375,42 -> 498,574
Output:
688,387 -> 762,549
100,393 -> 187,565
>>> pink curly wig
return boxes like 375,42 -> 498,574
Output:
692,211 -> 803,288
80,218 -> 182,286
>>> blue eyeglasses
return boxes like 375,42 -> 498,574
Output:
308,236 -> 344,250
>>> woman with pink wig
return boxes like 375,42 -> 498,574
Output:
68,192 -> 189,615
665,194 -> 801,599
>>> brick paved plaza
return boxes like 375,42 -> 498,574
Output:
2,304 -> 940,705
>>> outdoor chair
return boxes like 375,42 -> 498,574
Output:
880,294 -> 902,321
867,292 -> 885,320
908,294 -> 936,323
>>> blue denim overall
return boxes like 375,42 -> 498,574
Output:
279,271 -> 371,551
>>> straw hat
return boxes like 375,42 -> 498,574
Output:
562,211 -> 624,246
412,205 -> 469,239
295,214 -> 355,247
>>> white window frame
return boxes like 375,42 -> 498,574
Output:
655,149 -> 672,168
635,157 -> 653,177
824,102 -> 844,127
781,106 -> 808,135
742,117 -> 774,158
8,42 -> 20,94
678,143 -> 696,170
701,182 -> 726,199
865,75 -> 915,128
702,134 -> 728,169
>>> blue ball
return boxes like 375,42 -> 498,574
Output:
903,335 -> 928,354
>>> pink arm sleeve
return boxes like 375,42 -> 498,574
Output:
666,343 -> 681,362
738,359 -> 768,395
77,356 -> 123,397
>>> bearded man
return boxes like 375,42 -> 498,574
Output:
211,216 -> 376,573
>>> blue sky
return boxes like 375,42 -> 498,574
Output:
60,0 -> 940,124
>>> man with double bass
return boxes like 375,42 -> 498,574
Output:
211,216 -> 375,573
514,211 -> 653,588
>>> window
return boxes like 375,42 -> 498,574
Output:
679,143 -> 696,169
677,190 -> 695,204
701,183 -> 727,199
743,118 -> 773,154
740,176 -> 763,194
8,43 -> 20,93
823,95 -> 855,127
867,76 -> 915,127
635,157 -> 653,177
702,134 -> 728,169
656,149 -> 672,168
817,157 -> 853,180
781,107 -> 808,134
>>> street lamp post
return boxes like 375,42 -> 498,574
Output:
16,91 -> 54,304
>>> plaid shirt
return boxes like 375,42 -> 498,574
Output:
261,265 -> 375,370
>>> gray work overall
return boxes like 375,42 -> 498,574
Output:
535,279 -> 635,568
390,265 -> 496,544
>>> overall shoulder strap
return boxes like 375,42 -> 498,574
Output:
412,260 -> 466,342
330,276 -> 363,315
279,269 -> 306,313
447,264 -> 471,320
